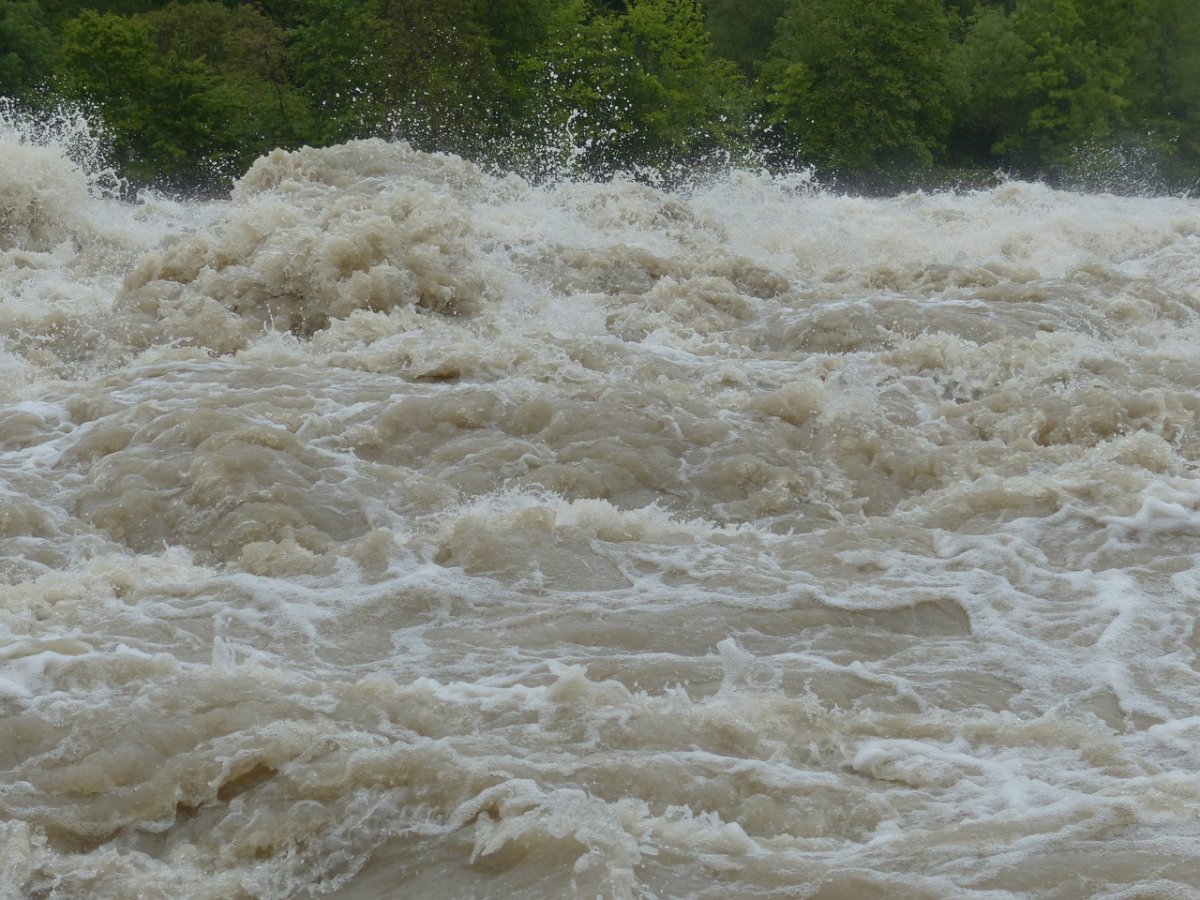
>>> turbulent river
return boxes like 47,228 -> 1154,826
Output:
3,121 -> 1200,899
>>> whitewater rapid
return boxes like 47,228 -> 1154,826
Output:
3,126 -> 1200,899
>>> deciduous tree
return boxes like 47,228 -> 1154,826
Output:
0,0 -> 57,98
761,0 -> 959,176
959,0 -> 1127,165
517,0 -> 748,175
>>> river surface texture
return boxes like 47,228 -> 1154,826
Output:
3,125 -> 1200,900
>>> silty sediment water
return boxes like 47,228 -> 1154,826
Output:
3,129 -> 1200,898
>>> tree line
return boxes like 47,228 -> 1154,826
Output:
2,0 -> 1197,192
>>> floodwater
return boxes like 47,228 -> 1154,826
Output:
3,123 -> 1200,899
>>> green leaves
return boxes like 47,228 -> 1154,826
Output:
57,4 -> 301,187
290,0 -> 501,153
0,0 -> 57,98
9,0 -> 1200,190
515,0 -> 748,175
761,0 -> 958,176
701,0 -> 787,77
962,0 -> 1127,164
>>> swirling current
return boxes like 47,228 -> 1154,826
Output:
3,124 -> 1200,899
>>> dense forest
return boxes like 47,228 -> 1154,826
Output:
2,0 -> 1198,192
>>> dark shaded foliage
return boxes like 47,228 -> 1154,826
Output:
5,0 -> 1197,191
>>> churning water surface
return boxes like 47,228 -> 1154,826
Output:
3,121 -> 1200,899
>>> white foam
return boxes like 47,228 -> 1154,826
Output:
1,137 -> 1199,897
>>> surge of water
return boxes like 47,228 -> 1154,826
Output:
3,119 -> 1200,899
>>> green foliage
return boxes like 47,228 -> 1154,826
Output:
144,2 -> 311,155
58,6 -> 282,186
515,0 -> 748,175
372,0 -> 502,153
0,0 -> 57,97
290,0 -> 500,152
57,11 -> 155,132
622,0 -> 750,159
700,0 -> 786,76
9,0 -> 1200,191
286,0 -> 390,143
1117,0 -> 1200,173
476,0 -> 558,60
960,0 -> 1127,165
761,0 -> 960,175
